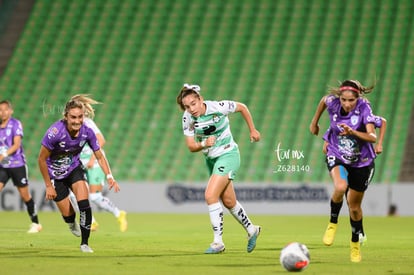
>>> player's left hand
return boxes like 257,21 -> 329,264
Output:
250,129 -> 261,142
107,177 -> 120,192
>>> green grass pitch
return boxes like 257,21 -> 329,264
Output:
0,212 -> 413,274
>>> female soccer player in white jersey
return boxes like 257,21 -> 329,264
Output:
309,79 -> 379,263
70,94 -> 127,232
177,84 -> 261,254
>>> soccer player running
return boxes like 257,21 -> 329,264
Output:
177,84 -> 261,254
321,113 -> 387,244
309,79 -> 379,262
0,100 -> 42,233
70,94 -> 127,232
38,98 -> 120,253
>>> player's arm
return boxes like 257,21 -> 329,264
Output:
339,123 -> 377,143
185,135 -> 216,152
235,102 -> 260,142
93,149 -> 120,192
310,96 -> 327,136
87,133 -> 105,168
0,135 -> 21,161
38,145 -> 56,200
375,117 -> 387,154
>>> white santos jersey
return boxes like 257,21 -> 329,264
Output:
182,100 -> 238,158
80,117 -> 102,168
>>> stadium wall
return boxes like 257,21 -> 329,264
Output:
1,182 -> 411,216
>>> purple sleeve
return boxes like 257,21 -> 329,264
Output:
41,126 -> 59,150
361,102 -> 376,126
87,128 -> 100,152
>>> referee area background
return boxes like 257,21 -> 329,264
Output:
0,0 -> 413,215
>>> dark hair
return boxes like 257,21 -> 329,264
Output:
329,79 -> 375,97
176,86 -> 201,111
0,100 -> 13,109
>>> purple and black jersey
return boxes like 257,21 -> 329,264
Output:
41,120 -> 100,179
324,95 -> 377,167
0,117 -> 26,168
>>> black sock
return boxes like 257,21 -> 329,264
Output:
330,200 -> 343,224
25,198 -> 39,224
78,199 -> 92,245
63,213 -> 76,223
350,218 -> 363,242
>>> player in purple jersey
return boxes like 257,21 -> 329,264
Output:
310,79 -> 378,263
38,98 -> 120,253
177,84 -> 261,254
0,100 -> 42,233
321,114 -> 387,242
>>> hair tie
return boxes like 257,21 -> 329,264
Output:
339,86 -> 360,94
183,83 -> 201,93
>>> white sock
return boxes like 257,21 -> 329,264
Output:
89,192 -> 120,217
208,202 -> 224,244
68,191 -> 79,212
229,201 -> 255,236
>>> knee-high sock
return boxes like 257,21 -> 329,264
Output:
229,201 -> 255,236
25,198 -> 39,224
78,199 -> 92,245
350,218 -> 363,242
208,202 -> 224,244
89,192 -> 120,217
330,200 -> 343,224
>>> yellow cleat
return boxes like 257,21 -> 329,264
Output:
350,241 -> 362,262
323,222 -> 337,246
91,221 -> 99,232
117,211 -> 128,232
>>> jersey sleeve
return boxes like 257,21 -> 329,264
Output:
84,118 -> 101,135
41,126 -> 58,150
217,100 -> 237,115
13,120 -> 24,138
87,128 -> 101,152
182,112 -> 194,137
361,102 -> 376,125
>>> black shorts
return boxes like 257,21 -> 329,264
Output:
52,165 -> 87,202
0,165 -> 29,187
325,156 -> 375,192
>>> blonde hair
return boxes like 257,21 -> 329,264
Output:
69,94 -> 101,119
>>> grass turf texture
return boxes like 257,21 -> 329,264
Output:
0,212 -> 413,274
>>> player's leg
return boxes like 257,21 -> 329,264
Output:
53,180 -> 81,237
11,166 -> 42,233
71,179 -> 93,252
347,188 -> 364,262
88,167 -> 127,232
221,181 -> 261,253
204,173 -> 227,254
323,164 -> 348,246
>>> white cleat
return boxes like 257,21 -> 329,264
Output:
80,244 -> 94,253
68,222 -> 81,237
27,223 -> 42,233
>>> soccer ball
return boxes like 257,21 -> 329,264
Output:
279,242 -> 310,272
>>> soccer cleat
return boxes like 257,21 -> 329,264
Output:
27,223 -> 42,233
247,225 -> 261,253
323,222 -> 338,246
350,241 -> 361,262
80,244 -> 94,253
91,221 -> 99,232
117,211 -> 128,232
204,243 -> 225,254
68,222 -> 81,237
359,233 -> 367,246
